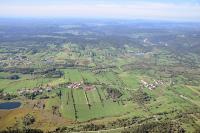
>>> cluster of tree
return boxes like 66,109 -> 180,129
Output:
3,68 -> 34,74
131,90 -> 151,104
33,101 -> 45,110
2,67 -> 63,78
84,91 -> 91,109
71,89 -> 78,120
55,62 -> 94,69
96,88 -> 104,107
39,95 -> 49,99
1,93 -> 17,100
23,114 -> 35,126
107,117 -> 139,129
122,121 -> 185,133
51,117 -> 138,132
0,75 -> 20,80
106,88 -> 122,100
48,70 -> 63,78
0,89 -> 17,100
80,123 -> 106,131
30,48 -> 38,54
51,127 -> 74,133
24,93 -> 38,100
0,128 -> 43,133
8,75 -> 20,80
37,68 -> 63,78
52,106 -> 61,117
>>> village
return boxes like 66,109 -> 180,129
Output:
0,53 -> 32,67
67,81 -> 95,91
141,79 -> 164,90
17,86 -> 53,96
16,81 -> 96,98
15,78 -> 164,98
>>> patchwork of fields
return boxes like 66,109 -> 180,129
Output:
1,20 -> 200,132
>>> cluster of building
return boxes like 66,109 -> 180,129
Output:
83,85 -> 95,91
17,81 -> 95,96
0,54 -> 32,67
67,82 -> 83,89
67,81 -> 95,91
17,86 -> 53,95
141,79 -> 164,90
92,69 -> 108,74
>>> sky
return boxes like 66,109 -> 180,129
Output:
0,0 -> 200,21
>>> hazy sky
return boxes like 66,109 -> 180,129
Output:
0,0 -> 200,21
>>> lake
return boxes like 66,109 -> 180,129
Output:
0,102 -> 21,110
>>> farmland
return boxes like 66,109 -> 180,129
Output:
0,19 -> 200,132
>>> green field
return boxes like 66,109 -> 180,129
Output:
1,21 -> 200,132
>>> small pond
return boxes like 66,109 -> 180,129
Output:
0,102 -> 21,110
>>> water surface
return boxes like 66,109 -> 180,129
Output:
0,102 -> 21,110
